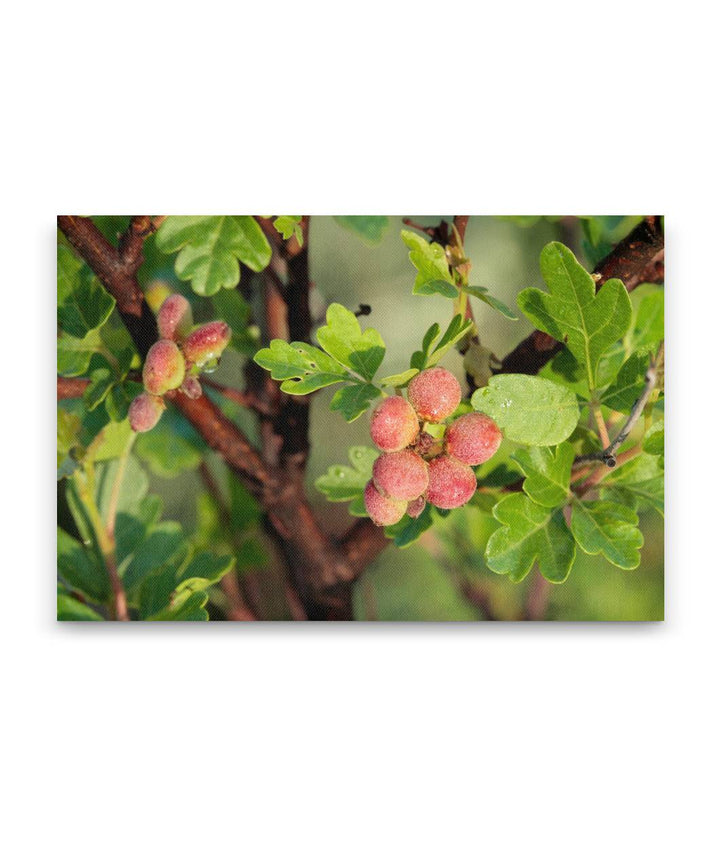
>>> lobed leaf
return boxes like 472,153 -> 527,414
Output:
315,445 -> 378,507
518,242 -> 632,390
316,303 -> 386,381
601,350 -> 652,413
472,374 -> 579,446
463,285 -> 518,320
155,215 -> 271,296
570,499 -> 643,569
330,383 -> 382,422
57,244 -> 116,338
254,339 -> 349,394
401,229 -> 456,297
512,443 -> 574,508
485,493 -> 576,583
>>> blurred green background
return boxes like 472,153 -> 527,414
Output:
70,215 -> 663,621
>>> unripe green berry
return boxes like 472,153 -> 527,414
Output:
128,392 -> 165,433
142,339 -> 186,395
372,449 -> 429,501
144,279 -> 173,313
364,481 -> 407,526
157,294 -> 193,341
407,367 -> 462,423
426,455 -> 477,509
182,321 -> 231,369
444,412 -> 502,466
407,496 -> 427,519
369,396 -> 419,452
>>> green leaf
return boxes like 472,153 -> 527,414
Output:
57,328 -> 102,377
330,383 -> 381,422
273,215 -> 304,245
175,552 -> 235,593
601,350 -> 651,413
512,443 -> 574,507
57,244 -> 116,337
601,453 -> 664,517
147,590 -> 209,621
253,339 -> 349,394
316,303 -> 386,381
463,286 -> 519,320
632,289 -> 664,350
83,367 -> 114,412
401,229 -> 456,297
315,445 -> 378,506
121,521 -> 189,594
472,375 -> 580,446
570,499 -> 643,570
135,409 -> 205,477
335,216 -> 389,244
57,527 -> 110,603
155,215 -> 271,296
94,455 -> 149,520
485,494 -> 576,583
643,419 -> 664,456
378,368 -> 419,388
384,504 -> 434,547
411,315 -> 473,370
518,242 -> 632,389
57,590 -> 103,621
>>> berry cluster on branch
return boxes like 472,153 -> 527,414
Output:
365,367 -> 502,525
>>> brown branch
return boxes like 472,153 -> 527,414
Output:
200,377 -> 277,417
57,376 -> 90,399
497,216 -> 664,377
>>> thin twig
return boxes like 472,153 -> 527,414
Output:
200,378 -> 277,417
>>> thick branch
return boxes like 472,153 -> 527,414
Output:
57,376 -> 90,399
497,216 -> 664,376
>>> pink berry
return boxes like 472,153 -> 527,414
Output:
426,455 -> 477,509
364,481 -> 407,526
445,412 -> 502,465
407,496 -> 427,519
407,367 -> 462,423
182,321 -> 231,369
157,294 -> 193,341
369,396 -> 419,452
128,392 -> 165,433
142,339 -> 186,395
372,449 -> 429,501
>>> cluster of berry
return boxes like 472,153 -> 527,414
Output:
128,294 -> 231,433
364,367 -> 502,525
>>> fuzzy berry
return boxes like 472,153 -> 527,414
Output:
128,392 -> 165,433
142,339 -> 186,395
407,367 -> 462,423
372,449 -> 429,501
182,321 -> 231,369
406,496 -> 427,519
179,375 -> 202,399
364,481 -> 407,526
444,412 -> 502,466
426,455 -> 477,509
369,396 -> 419,452
157,294 -> 193,341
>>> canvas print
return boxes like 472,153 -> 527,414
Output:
57,215 -> 664,621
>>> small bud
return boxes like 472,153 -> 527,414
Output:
364,481 -> 407,526
142,339 -> 186,395
179,375 -> 202,399
144,279 -> 173,313
406,496 -> 426,519
183,321 -> 231,369
157,294 -> 193,341
128,393 -> 165,433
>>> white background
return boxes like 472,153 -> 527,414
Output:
2,1 -> 717,853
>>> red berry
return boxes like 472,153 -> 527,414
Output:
142,339 -> 186,395
157,294 -> 193,341
364,481 -> 407,526
407,367 -> 462,423
182,321 -> 231,369
128,392 -> 165,433
372,449 -> 429,501
445,412 -> 502,465
407,496 -> 427,519
426,455 -> 477,509
369,396 -> 419,452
